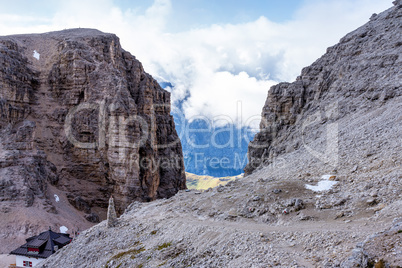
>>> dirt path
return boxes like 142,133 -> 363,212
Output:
174,214 -> 382,234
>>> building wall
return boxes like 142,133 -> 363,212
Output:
15,255 -> 43,267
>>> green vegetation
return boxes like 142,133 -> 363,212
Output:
150,230 -> 157,235
398,230 -> 402,233
106,245 -> 146,266
157,242 -> 172,250
185,172 -> 241,190
129,247 -> 145,259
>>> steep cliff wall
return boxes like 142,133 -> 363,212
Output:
36,3 -> 401,268
0,29 -> 186,251
245,1 -> 402,174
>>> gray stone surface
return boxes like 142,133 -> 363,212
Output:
38,3 -> 401,268
0,28 -> 185,253
244,1 -> 402,175
107,196 -> 117,228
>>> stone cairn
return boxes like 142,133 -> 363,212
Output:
107,196 -> 117,228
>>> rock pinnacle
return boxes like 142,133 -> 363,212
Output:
107,196 -> 117,228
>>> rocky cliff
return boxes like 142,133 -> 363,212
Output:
245,0 -> 402,175
38,2 -> 401,268
0,29 -> 185,252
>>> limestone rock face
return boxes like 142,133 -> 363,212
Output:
0,29 -> 185,233
35,4 -> 401,268
245,3 -> 402,174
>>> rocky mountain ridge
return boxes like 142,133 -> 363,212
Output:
36,2 -> 402,267
0,29 -> 185,253
245,0 -> 401,175
38,2 -> 401,267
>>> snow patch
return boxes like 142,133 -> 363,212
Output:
54,194 -> 59,202
33,50 -> 40,60
60,226 -> 68,234
305,175 -> 337,192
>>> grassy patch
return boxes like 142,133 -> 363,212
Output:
398,230 -> 402,233
185,172 -> 240,190
130,247 -> 146,259
107,246 -> 146,263
157,242 -> 172,250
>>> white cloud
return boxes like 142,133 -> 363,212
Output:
0,0 -> 393,127
183,71 -> 276,128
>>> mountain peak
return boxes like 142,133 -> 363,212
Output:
2,28 -> 110,39
0,27 -> 185,252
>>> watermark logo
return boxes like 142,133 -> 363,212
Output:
301,100 -> 339,168
63,99 -> 339,172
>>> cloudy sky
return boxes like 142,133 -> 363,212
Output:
0,0 -> 392,128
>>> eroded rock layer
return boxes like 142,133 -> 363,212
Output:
35,3 -> 401,268
0,29 -> 186,231
245,1 -> 402,174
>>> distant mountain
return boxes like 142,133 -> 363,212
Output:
160,82 -> 255,177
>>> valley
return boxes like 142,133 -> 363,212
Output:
0,1 -> 401,267
38,1 -> 402,267
185,172 -> 241,190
